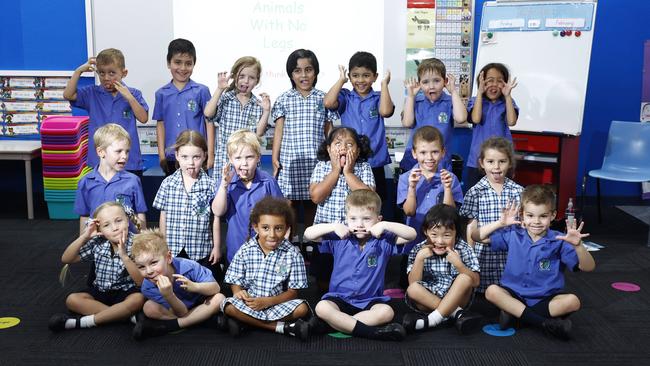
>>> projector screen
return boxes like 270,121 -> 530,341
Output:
92,0 -> 406,127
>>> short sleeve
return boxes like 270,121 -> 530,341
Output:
132,177 -> 148,213
189,261 -> 216,283
287,248 -> 308,289
358,162 -> 375,188
310,161 -> 330,184
71,85 -> 91,110
450,173 -> 464,204
131,88 -> 149,113
78,237 -> 100,262
559,241 -> 579,272
214,92 -> 228,123
458,242 -> 480,272
406,241 -> 425,274
336,90 -> 348,114
198,85 -> 211,110
396,170 -> 410,206
317,233 -> 340,254
271,94 -> 287,125
73,177 -> 91,216
489,227 -> 511,252
223,248 -> 247,286
326,107 -> 340,123
153,177 -> 170,211
152,89 -> 164,121
141,279 -> 169,308
459,187 -> 479,218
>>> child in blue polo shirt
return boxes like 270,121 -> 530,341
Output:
397,126 -> 463,254
474,184 -> 595,340
400,58 -> 467,172
402,204 -> 481,335
74,124 -> 147,235
154,130 -> 217,278
212,129 -> 283,263
464,62 -> 519,189
323,51 -> 394,201
131,229 -> 225,340
64,48 -> 149,175
153,39 -> 212,175
304,189 -> 416,341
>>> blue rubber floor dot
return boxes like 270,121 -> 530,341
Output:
482,324 -> 515,337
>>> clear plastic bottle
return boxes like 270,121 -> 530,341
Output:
566,198 -> 575,228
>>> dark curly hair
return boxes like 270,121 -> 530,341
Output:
248,196 -> 295,239
316,126 -> 373,162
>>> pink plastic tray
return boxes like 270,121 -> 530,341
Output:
40,116 -> 89,135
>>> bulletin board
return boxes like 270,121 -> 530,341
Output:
406,0 -> 475,101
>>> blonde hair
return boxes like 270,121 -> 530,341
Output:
227,56 -> 262,92
96,48 -> 126,69
345,189 -> 382,213
226,129 -> 262,157
132,228 -> 169,260
59,201 -> 139,286
94,123 -> 131,151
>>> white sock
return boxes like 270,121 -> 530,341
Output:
130,315 -> 137,325
426,310 -> 444,328
79,315 -> 96,328
275,321 -> 285,334
64,318 -> 77,329
450,307 -> 463,318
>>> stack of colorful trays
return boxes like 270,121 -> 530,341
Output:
40,116 -> 91,219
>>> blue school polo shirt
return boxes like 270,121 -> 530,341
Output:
72,84 -> 149,171
320,231 -> 397,309
396,167 -> 464,254
490,225 -> 579,306
400,93 -> 455,171
141,257 -> 215,310
466,96 -> 519,168
74,168 -> 148,218
337,89 -> 391,168
225,168 -> 284,262
152,79 -> 211,160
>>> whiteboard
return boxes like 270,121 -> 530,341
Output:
473,1 -> 597,135
91,0 -> 407,127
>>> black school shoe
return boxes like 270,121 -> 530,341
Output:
284,319 -> 310,341
541,318 -> 572,341
48,313 -> 76,332
499,310 -> 515,330
215,312 -> 228,332
226,317 -> 246,338
454,310 -> 482,335
370,323 -> 407,341
402,313 -> 427,334
308,316 -> 335,335
132,316 -> 170,341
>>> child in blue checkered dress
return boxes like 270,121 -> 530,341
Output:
153,131 -> 219,279
402,204 -> 481,335
271,49 -> 338,229
49,202 -> 145,332
222,196 -> 311,340
204,56 -> 271,183
459,137 -> 523,293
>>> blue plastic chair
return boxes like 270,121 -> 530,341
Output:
586,121 -> 650,229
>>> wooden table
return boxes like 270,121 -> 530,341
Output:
0,141 -> 42,219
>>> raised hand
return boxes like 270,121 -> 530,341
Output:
329,145 -> 342,172
113,80 -> 134,99
217,71 -> 230,91
445,247 -> 462,267
445,73 -> 457,94
404,77 -> 420,97
499,200 -> 521,227
77,57 -> 96,73
556,220 -> 590,246
83,218 -> 99,239
415,244 -> 435,260
116,230 -> 128,256
222,163 -> 234,186
408,168 -> 422,189
477,71 -> 486,95
258,92 -> 271,112
338,65 -> 348,83
369,222 -> 386,238
173,274 -> 198,293
382,69 -> 391,85
440,169 -> 453,189
343,148 -> 358,174
156,275 -> 173,298
501,76 -> 518,97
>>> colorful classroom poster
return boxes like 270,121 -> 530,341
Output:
641,40 -> 650,122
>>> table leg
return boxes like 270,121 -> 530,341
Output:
25,159 -> 34,219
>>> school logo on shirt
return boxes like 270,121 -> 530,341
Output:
538,258 -> 551,271
438,112 -> 449,124
122,108 -> 132,119
368,108 -> 378,119
316,101 -> 325,113
187,99 -> 197,112
248,114 -> 256,128
367,254 -> 378,268
275,259 -> 289,276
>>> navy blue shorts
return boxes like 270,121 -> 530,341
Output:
502,286 -> 566,318
83,286 -> 139,306
322,296 -> 391,317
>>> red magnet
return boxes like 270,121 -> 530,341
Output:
575,30 -> 581,37
565,30 -> 572,36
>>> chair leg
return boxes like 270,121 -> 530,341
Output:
580,174 -> 587,221
596,178 -> 602,223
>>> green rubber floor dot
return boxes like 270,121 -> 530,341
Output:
327,331 -> 352,339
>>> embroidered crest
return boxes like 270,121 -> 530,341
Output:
367,254 -> 378,268
368,108 -> 379,118
122,108 -> 132,119
276,259 -> 289,276
538,258 -> 551,271
438,112 -> 449,123
187,99 -> 197,112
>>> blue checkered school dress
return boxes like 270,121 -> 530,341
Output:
212,90 -> 263,183
406,239 -> 480,299
310,160 -> 375,224
459,176 -> 523,292
223,237 -> 308,321
271,88 -> 338,200
78,233 -> 137,292
153,169 -> 215,260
